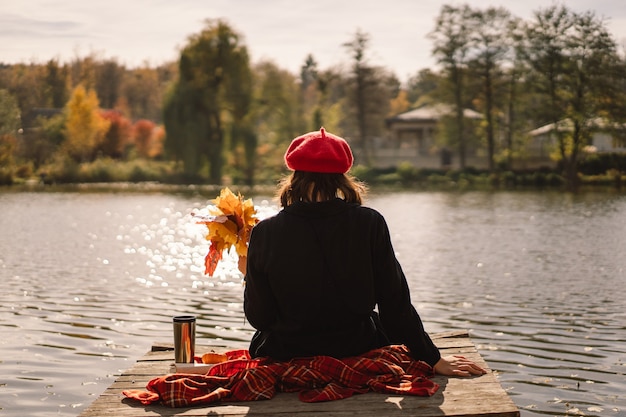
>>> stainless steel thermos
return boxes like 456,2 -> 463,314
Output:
173,315 -> 196,363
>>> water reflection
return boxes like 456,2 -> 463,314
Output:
0,190 -> 624,416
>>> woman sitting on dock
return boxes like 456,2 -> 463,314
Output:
244,128 -> 486,377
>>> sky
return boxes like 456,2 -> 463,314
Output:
2,0 -> 625,84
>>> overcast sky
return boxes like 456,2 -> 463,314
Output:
2,0 -> 625,83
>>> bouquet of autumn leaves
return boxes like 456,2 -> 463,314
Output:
193,188 -> 259,276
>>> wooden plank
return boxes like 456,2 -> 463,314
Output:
78,332 -> 519,417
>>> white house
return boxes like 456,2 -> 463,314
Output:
380,104 -> 484,169
525,118 -> 626,168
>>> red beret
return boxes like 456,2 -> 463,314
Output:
284,128 -> 353,174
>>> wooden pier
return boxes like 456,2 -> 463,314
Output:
78,331 -> 519,416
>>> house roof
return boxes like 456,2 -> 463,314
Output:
387,104 -> 482,122
528,118 -> 624,136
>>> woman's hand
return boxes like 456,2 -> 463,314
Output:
434,355 -> 487,377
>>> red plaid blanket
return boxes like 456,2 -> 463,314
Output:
122,344 -> 438,407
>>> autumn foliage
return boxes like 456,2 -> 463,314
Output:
63,85 -> 110,162
100,110 -> 132,158
194,188 -> 259,276
133,119 -> 163,158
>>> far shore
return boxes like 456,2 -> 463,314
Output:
3,177 -> 625,196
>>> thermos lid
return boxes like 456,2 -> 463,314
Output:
173,315 -> 196,322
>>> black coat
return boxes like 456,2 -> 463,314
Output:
243,198 -> 441,367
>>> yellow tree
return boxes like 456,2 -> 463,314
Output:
63,85 -> 109,162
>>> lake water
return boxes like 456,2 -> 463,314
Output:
1,188 -> 624,417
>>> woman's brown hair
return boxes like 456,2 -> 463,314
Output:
277,171 -> 367,207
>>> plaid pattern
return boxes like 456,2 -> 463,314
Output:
122,344 -> 438,407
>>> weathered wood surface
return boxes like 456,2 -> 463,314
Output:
78,331 -> 519,417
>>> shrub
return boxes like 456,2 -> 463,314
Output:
79,159 -> 116,182
377,172 -> 403,185
43,157 -> 80,183
0,167 -> 13,185
546,173 -> 564,186
396,162 -> 419,183
127,161 -> 170,182
14,163 -> 34,179
351,165 -> 376,183
578,153 -> 626,175
426,173 -> 451,186
501,171 -> 517,188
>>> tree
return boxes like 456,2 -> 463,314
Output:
0,134 -> 16,183
44,59 -> 69,108
343,29 -> 373,165
389,89 -> 410,116
163,19 -> 252,183
429,4 -> 474,169
300,54 -> 319,92
522,5 -> 621,190
606,56 -> 626,147
0,89 -> 20,175
133,119 -> 157,158
245,61 -> 305,183
150,125 -> 166,159
300,54 -> 322,130
70,55 -> 97,90
22,112 -> 65,169
0,89 -> 20,137
503,16 -> 541,170
0,63 -> 48,120
405,68 -> 440,107
94,59 -> 124,110
99,110 -> 132,159
63,85 -> 110,162
123,65 -> 168,121
343,29 -> 397,166
466,6 -> 513,172
301,58 -> 345,134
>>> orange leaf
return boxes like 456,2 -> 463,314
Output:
204,245 -> 223,276
238,255 -> 247,275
